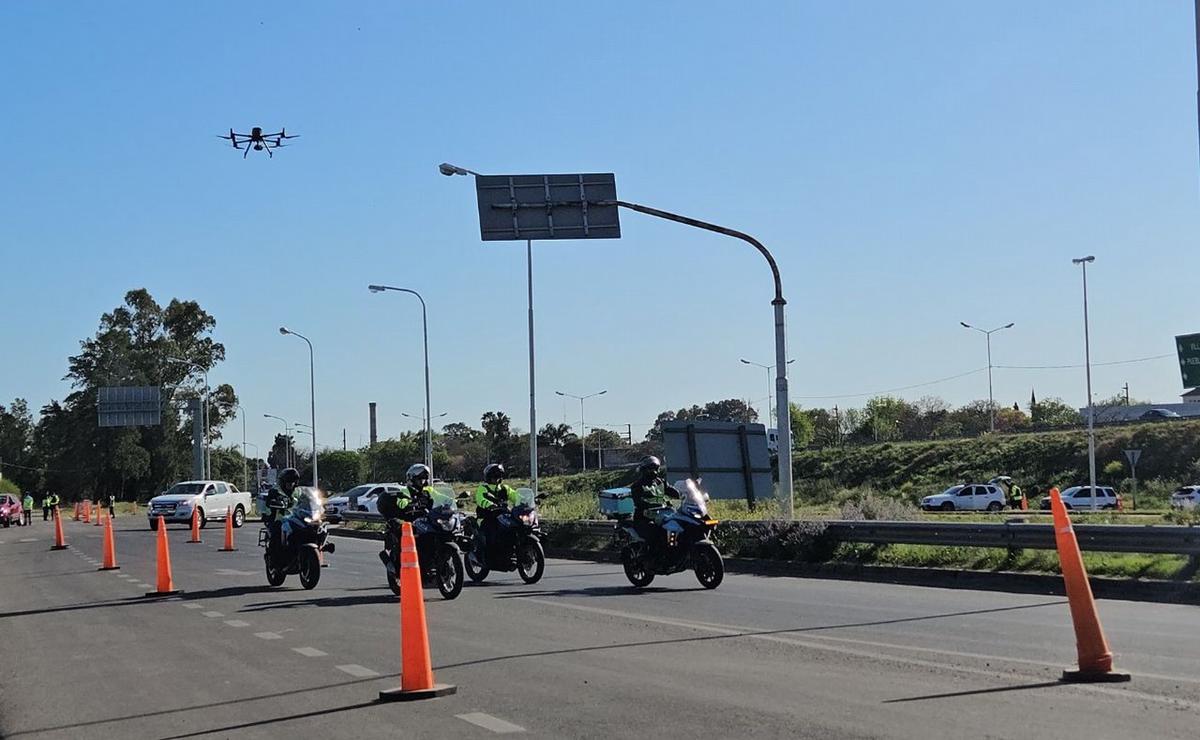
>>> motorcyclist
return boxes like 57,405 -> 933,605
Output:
377,463 -> 436,565
264,468 -> 301,556
630,456 -> 677,547
474,463 -> 521,551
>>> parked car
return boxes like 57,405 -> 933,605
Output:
921,483 -> 1006,512
1038,485 -> 1121,511
1140,408 -> 1181,421
0,494 -> 24,527
147,480 -> 252,530
323,482 -> 401,523
1170,486 -> 1200,510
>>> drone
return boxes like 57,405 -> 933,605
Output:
217,127 -> 298,158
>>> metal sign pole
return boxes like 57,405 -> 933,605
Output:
527,239 -> 538,495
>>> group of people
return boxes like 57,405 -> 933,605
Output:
10,492 -> 119,524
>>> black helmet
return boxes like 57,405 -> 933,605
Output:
406,463 -> 431,488
278,468 -> 300,490
637,456 -> 662,478
483,463 -> 505,484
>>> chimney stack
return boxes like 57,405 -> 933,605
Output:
369,402 -> 378,446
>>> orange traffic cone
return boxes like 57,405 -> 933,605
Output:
219,507 -> 237,552
145,515 -> 181,596
99,513 -> 119,571
1049,487 -> 1130,683
51,509 -> 68,551
377,522 -> 457,702
93,504 -> 103,526
73,502 -> 81,521
82,501 -> 91,524
186,507 -> 202,544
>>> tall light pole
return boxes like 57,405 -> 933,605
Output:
217,399 -> 247,493
368,285 -> 435,474
1073,256 -> 1098,510
555,390 -> 607,471
740,358 -> 795,426
959,322 -> 1015,432
279,327 -> 317,488
243,441 -> 259,492
263,414 -> 292,468
167,357 -> 210,479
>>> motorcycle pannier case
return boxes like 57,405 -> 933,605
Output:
598,487 -> 634,518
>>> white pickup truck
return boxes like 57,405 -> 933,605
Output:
147,480 -> 253,530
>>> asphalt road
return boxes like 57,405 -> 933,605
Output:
1,516 -> 1197,739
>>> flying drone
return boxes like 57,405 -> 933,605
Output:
217,127 -> 298,158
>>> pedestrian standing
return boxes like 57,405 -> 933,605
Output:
42,492 -> 51,521
49,492 -> 60,517
108,494 -> 116,518
22,492 -> 34,525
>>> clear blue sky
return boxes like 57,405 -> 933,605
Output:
1,1 -> 1197,453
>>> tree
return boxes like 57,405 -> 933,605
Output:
860,396 -> 915,442
646,399 -> 758,441
362,436 -> 423,482
1031,397 -> 1082,428
0,399 -> 36,490
318,449 -> 363,492
441,422 -> 480,445
789,404 -> 814,449
538,423 -> 575,448
267,433 -> 296,470
803,407 -> 838,448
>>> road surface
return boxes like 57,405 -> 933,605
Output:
0,516 -> 1197,739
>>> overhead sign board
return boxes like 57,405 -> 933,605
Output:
474,173 -> 620,242
98,386 -> 161,427
1177,333 -> 1200,388
661,420 -> 772,506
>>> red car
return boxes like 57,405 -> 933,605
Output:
0,493 -> 25,527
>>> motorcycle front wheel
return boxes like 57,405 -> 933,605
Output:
517,538 -> 545,584
298,548 -> 321,590
622,545 -> 655,588
435,543 -> 465,600
386,569 -> 401,597
265,555 -> 287,587
465,548 -> 490,583
692,542 -> 724,590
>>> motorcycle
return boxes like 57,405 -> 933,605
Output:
613,478 -> 724,590
258,487 -> 334,590
381,486 -> 466,600
460,488 -> 547,584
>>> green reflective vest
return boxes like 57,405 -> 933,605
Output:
23,495 -> 33,509
475,483 -> 519,511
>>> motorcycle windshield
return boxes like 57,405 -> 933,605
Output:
428,489 -> 457,514
515,487 -> 536,509
291,488 -> 325,521
675,479 -> 709,517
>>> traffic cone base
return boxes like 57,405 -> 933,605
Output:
1061,668 -> 1131,683
376,521 -> 456,703
219,507 -> 237,552
378,684 -> 458,702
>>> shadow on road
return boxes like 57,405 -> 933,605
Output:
239,593 -> 398,611
0,595 -> 157,620
883,680 -> 1063,703
2,676 -> 394,738
434,599 -> 1066,671
158,700 -> 382,739
492,584 -> 703,599
178,585 -> 281,600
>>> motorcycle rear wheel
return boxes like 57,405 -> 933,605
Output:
622,546 -> 655,588
465,549 -> 490,583
435,544 -> 464,600
692,542 -> 724,590
517,538 -> 545,584
298,548 -> 321,590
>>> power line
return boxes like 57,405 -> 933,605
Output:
995,353 -> 1173,370
794,367 -> 988,401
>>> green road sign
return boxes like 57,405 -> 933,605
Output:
1177,333 -> 1200,388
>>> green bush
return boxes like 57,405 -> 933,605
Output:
0,478 -> 19,495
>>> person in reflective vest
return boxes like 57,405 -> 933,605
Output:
22,493 -> 34,525
474,464 -> 520,550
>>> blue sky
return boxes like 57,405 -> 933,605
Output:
1,1 -> 1197,453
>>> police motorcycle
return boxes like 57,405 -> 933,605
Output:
602,479 -> 724,590
458,487 -> 547,584
258,486 -> 334,590
382,484 -> 467,600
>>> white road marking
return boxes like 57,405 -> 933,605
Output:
335,664 -> 378,678
181,603 -> 205,609
224,620 -> 250,628
213,568 -> 256,577
201,611 -> 224,618
293,647 -> 328,658
133,583 -> 152,589
254,632 -> 283,640
19,538 -> 37,543
456,713 -> 526,734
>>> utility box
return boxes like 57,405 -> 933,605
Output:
661,421 -> 773,505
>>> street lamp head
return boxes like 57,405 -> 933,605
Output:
368,285 -> 386,293
555,391 -> 566,397
278,326 -> 290,336
960,322 -> 971,329
598,390 -> 608,396
439,162 -> 474,177
1002,322 -> 1015,329
739,358 -> 751,365
786,359 -> 796,365
1072,256 -> 1095,265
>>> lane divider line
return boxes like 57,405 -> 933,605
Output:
254,632 -> 283,640
201,611 -> 224,618
293,647 -> 328,658
455,712 -> 527,734
335,664 -> 379,678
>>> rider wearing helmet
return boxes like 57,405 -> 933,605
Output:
377,463 -> 436,565
474,463 -> 520,550
630,456 -> 677,544
265,467 -> 301,555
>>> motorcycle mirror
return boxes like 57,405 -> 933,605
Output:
534,494 -> 547,504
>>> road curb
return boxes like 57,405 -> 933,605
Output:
542,546 -> 1200,605
328,528 -> 1200,605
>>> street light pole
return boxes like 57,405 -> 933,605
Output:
368,285 -> 434,475
740,358 -> 796,426
959,322 -> 1014,432
167,357 -> 211,479
264,414 -> 292,468
1073,256 -> 1098,510
555,390 -> 607,471
280,327 -> 317,488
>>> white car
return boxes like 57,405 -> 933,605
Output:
921,484 -> 1006,512
1170,486 -> 1200,510
323,482 -> 402,522
147,480 -> 252,530
1038,485 -> 1121,511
